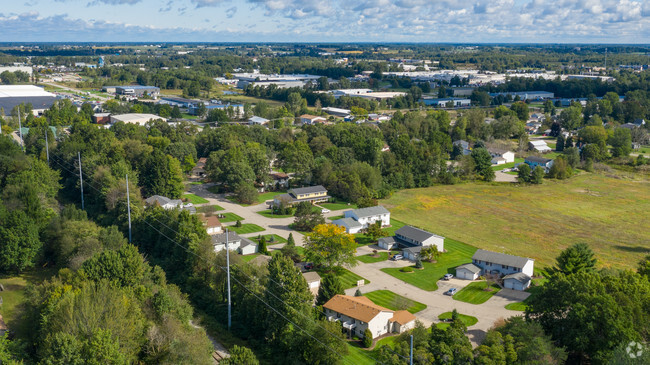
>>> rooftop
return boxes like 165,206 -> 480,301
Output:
395,226 -> 443,242
456,263 -> 482,274
503,272 -> 532,283
0,85 -> 55,98
525,156 -> 553,163
211,231 -> 242,245
390,310 -> 416,325
302,271 -> 321,283
289,185 -> 327,196
333,217 -> 363,229
324,295 -> 391,323
200,215 -> 222,227
348,205 -> 390,218
473,249 -> 532,268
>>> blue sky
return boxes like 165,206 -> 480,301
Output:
0,0 -> 649,43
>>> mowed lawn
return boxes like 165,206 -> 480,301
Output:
437,312 -> 478,330
354,219 -> 406,245
453,281 -> 501,304
381,238 -> 477,291
183,193 -> 209,204
357,252 -> 389,263
364,290 -> 427,314
382,173 -> 650,269
228,224 -> 265,235
218,212 -> 245,223
318,267 -> 370,289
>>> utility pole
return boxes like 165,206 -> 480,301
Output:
44,128 -> 49,165
17,109 -> 24,152
126,174 -> 132,243
78,152 -> 84,211
604,48 -> 608,70
226,228 -> 232,330
410,334 -> 413,365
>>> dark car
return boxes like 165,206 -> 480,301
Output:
303,263 -> 314,270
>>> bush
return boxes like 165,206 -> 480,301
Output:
235,220 -> 242,228
362,329 -> 373,348
400,267 -> 414,273
414,258 -> 423,269
354,289 -> 362,297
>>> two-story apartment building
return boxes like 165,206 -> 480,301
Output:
324,295 -> 416,339
525,156 -> 554,172
333,206 -> 391,234
456,249 -> 534,290
487,148 -> 515,165
211,231 -> 258,255
270,185 -> 330,208
378,226 -> 445,261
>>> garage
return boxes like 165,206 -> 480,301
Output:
503,273 -> 531,291
455,263 -> 481,280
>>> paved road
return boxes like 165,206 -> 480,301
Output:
344,258 -> 529,345
188,183 -> 529,345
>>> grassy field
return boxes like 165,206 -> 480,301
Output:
364,290 -> 427,314
357,252 -> 389,263
382,173 -> 650,269
257,209 -> 294,218
229,224 -> 265,235
381,238 -> 477,291
183,193 -> 209,204
218,212 -> 245,223
354,219 -> 407,245
505,302 -> 528,311
453,281 -> 502,304
437,311 -> 478,329
197,204 -> 225,213
318,267 -> 370,289
321,202 -> 358,211
0,269 -> 57,335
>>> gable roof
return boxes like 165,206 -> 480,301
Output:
503,272 -> 532,283
529,140 -> 549,147
290,185 -> 327,195
324,295 -> 391,323
390,310 -> 416,325
472,249 -> 532,268
145,195 -> 182,207
395,226 -> 443,242
240,237 -> 257,249
333,218 -> 363,229
302,271 -> 321,283
349,205 -> 390,218
211,231 -> 241,245
525,156 -> 552,164
249,116 -> 269,124
456,263 -> 482,274
200,215 -> 222,228
487,147 -> 512,155
378,236 -> 397,246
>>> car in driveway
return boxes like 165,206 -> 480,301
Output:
444,288 -> 457,296
321,208 -> 330,213
391,254 -> 403,261
443,274 -> 454,280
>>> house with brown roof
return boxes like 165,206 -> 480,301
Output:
323,295 -> 416,339
299,114 -> 327,125
199,214 -> 223,235
192,157 -> 208,177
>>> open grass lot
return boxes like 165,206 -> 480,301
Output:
229,223 -> 265,235
240,253 -> 262,263
354,219 -> 407,245
0,269 -> 57,336
436,312 -> 478,330
364,290 -> 427,314
320,202 -> 358,211
318,267 -> 370,289
453,281 -> 502,304
183,193 -> 209,204
228,191 -> 286,206
382,173 -> 650,269
357,252 -> 389,263
381,238 -> 477,291
257,209 -> 294,218
218,212 -> 245,223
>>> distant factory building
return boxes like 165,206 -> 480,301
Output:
115,85 -> 160,98
0,85 -> 57,116
489,91 -> 554,101
109,113 -> 167,126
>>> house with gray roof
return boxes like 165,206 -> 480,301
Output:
332,217 -> 364,234
524,156 -> 554,172
211,231 -> 258,255
455,263 -> 482,280
344,206 -> 390,228
378,226 -> 444,261
270,185 -> 329,208
145,195 -> 196,214
456,249 -> 534,290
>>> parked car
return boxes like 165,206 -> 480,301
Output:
444,288 -> 457,296
391,254 -> 403,261
443,274 -> 454,280
321,208 -> 330,213
304,263 -> 314,270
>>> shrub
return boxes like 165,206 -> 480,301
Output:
235,220 -> 242,228
400,267 -> 414,273
362,329 -> 373,348
414,258 -> 423,269
354,289 -> 362,297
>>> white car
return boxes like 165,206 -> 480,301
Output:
443,274 -> 454,280
321,208 -> 330,213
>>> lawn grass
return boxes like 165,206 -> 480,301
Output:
218,212 -> 245,223
364,290 -> 427,314
228,223 -> 265,235
354,219 -> 406,245
240,253 -> 262,263
381,238 -> 476,291
505,302 -> 528,311
252,234 -> 288,245
357,252 -> 389,263
0,268 -> 57,336
320,202 -> 358,211
382,173 -> 650,270
491,157 -> 525,171
318,267 -> 370,289
226,191 -> 285,206
453,281 -> 502,304
437,311 -> 478,327
257,209 -> 294,218
197,204 -> 225,213
183,193 -> 209,204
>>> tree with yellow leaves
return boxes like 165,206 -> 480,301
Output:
304,224 -> 357,271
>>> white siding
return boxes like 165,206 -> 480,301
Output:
456,268 -> 478,280
421,236 -> 444,252
366,311 -> 394,339
502,151 -> 515,163
522,260 -> 535,277
239,244 -> 257,255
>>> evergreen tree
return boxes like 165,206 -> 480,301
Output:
363,329 -> 373,348
316,274 -> 344,306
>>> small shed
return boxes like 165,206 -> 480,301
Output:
456,263 -> 481,280
503,273 -> 531,291
378,236 -> 397,250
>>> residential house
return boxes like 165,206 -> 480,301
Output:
211,231 -> 258,255
269,172 -> 290,189
453,140 -> 471,155
487,148 -> 515,165
525,156 -> 554,172
528,140 -> 552,153
332,217 -> 364,234
200,215 -> 223,235
338,206 -> 390,232
455,249 -> 534,290
324,295 -> 416,339
270,185 -> 329,208
299,114 -> 327,125
192,157 -> 208,178
145,195 -> 196,214
248,116 -> 270,126
302,271 -> 321,296
378,226 -> 444,261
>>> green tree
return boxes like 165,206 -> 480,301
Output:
531,166 -> 545,184
293,202 -> 325,232
141,150 -> 184,198
638,255 -> 650,278
560,105 -> 583,130
304,224 -> 357,270
510,101 -> 529,121
609,128 -> 632,157
563,147 -> 580,168
235,183 -> 258,205
471,147 -> 495,181
79,244 -> 146,288
363,221 -> 388,242
547,155 -> 572,180
517,163 -> 531,183
221,345 -> 259,365
258,236 -> 268,255
316,273 -> 344,306
495,317 -> 567,365
0,207 -> 41,273
420,245 -> 440,263
556,134 -> 565,151
363,329 -> 373,348
551,242 -> 597,276
354,289 -> 362,297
